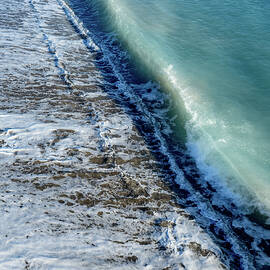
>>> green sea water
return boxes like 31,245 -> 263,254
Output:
89,0 -> 270,212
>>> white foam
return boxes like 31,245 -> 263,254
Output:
158,215 -> 225,270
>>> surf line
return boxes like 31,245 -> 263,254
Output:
29,0 -> 73,89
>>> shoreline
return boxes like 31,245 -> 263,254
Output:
0,0 -> 225,269
1,0 -> 269,269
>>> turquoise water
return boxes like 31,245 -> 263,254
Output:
93,0 -> 270,212
54,0 -> 270,265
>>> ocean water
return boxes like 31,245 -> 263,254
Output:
60,0 -> 270,266
86,0 -> 270,215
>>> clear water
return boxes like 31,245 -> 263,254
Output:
92,0 -> 270,212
